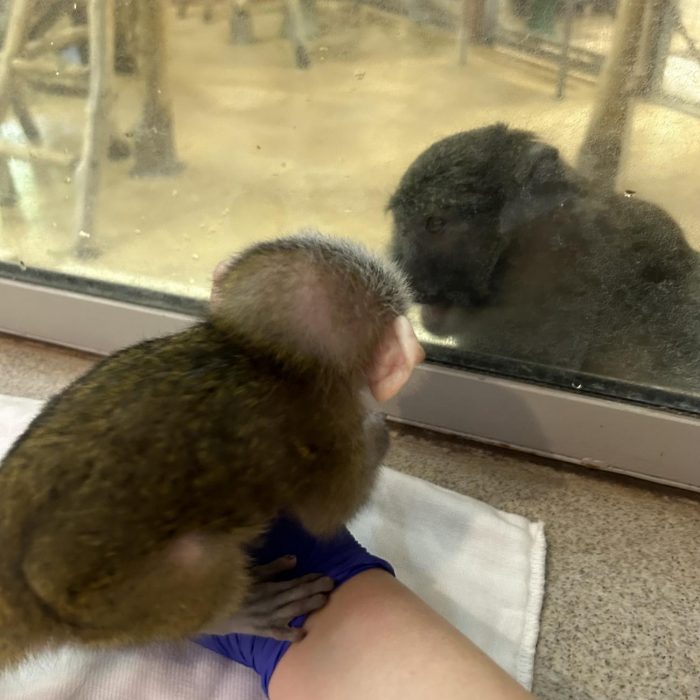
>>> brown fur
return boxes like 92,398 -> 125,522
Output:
0,231 -> 411,666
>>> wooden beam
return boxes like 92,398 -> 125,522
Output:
12,58 -> 90,79
0,0 -> 33,120
22,26 -> 90,60
131,0 -> 182,175
74,0 -> 115,257
0,0 -> 34,206
0,140 -> 77,166
576,0 -> 647,188
10,84 -> 41,143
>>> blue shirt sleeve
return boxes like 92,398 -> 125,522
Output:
195,516 -> 394,696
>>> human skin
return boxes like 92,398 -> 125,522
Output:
268,569 -> 536,700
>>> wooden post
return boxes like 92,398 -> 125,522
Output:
469,0 -> 490,43
0,0 -> 32,124
74,0 -> 115,258
115,0 -> 139,74
576,0 -> 647,189
284,0 -> 311,69
633,0 -> 670,96
0,161 -> 17,206
176,0 -> 189,19
555,0 -> 575,99
457,0 -> 470,65
10,85 -> 41,143
131,0 -> 183,176
0,0 -> 33,207
228,0 -> 254,44
230,0 -> 254,44
648,0 -> 675,96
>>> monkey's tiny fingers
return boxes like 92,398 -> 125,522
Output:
270,591 -> 330,624
247,572 -> 334,606
252,555 -> 298,579
267,625 -> 307,642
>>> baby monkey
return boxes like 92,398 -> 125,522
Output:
0,232 -> 424,667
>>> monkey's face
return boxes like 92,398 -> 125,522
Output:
389,205 -> 507,337
388,131 -> 511,333
388,125 -> 580,337
389,203 -> 505,306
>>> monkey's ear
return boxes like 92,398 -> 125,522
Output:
210,257 -> 236,308
367,316 -> 425,402
212,259 -> 231,283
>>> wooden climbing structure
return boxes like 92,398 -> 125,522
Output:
0,0 -> 181,258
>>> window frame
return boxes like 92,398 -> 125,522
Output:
2,276 -> 698,493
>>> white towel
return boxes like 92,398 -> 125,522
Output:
0,394 -> 546,699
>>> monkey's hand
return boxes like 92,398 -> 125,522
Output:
201,556 -> 334,641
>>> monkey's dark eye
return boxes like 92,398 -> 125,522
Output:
425,216 -> 446,235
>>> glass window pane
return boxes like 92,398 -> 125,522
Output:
1,0 -> 698,412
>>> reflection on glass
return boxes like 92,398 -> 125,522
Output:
0,0 -> 698,401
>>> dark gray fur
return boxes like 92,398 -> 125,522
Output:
388,123 -> 700,391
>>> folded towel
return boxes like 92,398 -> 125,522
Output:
0,394 -> 546,699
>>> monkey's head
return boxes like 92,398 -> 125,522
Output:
210,232 -> 425,402
388,123 -> 580,333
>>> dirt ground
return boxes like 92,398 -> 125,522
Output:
0,1 -> 698,302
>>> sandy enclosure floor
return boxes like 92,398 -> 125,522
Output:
0,2 -> 699,299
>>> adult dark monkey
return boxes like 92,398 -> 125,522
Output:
0,232 -> 424,667
388,123 -> 700,390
